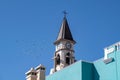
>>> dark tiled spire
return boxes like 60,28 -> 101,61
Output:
54,17 -> 76,44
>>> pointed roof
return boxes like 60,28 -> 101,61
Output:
54,17 -> 76,44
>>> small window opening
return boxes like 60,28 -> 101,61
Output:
56,54 -> 60,65
66,53 -> 70,65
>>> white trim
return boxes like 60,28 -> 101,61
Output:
103,58 -> 114,64
104,41 -> 120,59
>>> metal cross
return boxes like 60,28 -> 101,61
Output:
63,10 -> 68,17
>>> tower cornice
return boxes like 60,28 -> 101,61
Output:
54,39 -> 76,45
54,49 -> 75,54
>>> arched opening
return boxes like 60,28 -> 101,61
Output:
56,54 -> 60,65
66,53 -> 70,65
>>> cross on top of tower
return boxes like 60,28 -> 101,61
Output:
63,10 -> 68,17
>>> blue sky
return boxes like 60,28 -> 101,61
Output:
0,0 -> 120,80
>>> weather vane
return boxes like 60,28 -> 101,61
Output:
63,10 -> 68,17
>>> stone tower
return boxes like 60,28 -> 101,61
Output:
50,16 -> 76,74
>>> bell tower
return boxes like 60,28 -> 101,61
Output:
52,15 -> 76,73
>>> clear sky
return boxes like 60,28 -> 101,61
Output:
0,0 -> 120,80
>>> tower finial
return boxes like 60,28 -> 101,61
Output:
63,10 -> 68,17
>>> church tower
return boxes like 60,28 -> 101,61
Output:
52,16 -> 76,73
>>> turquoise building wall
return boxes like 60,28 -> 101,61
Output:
117,50 -> 120,80
46,61 -> 94,80
46,61 -> 82,80
82,61 -> 94,80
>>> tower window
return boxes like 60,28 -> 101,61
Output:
56,54 -> 60,65
66,53 -> 70,65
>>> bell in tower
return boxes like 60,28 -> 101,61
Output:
50,15 -> 76,74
